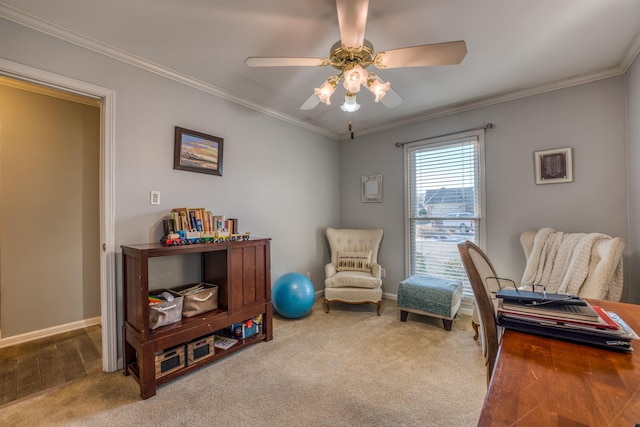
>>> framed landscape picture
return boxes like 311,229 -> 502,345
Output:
534,147 -> 572,185
174,127 -> 223,176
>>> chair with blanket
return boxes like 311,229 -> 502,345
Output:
469,227 -> 625,341
324,227 -> 384,315
520,227 -> 625,301
458,241 -> 501,386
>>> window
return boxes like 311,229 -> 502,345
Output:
404,130 -> 485,302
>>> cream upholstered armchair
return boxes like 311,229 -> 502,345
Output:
520,228 -> 624,301
324,227 -> 384,315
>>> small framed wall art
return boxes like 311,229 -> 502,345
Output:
534,147 -> 573,185
362,174 -> 383,203
174,126 -> 224,176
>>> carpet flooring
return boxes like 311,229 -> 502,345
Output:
0,300 -> 487,426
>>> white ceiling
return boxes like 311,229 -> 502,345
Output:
2,0 -> 640,139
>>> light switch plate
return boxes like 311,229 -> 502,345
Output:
150,191 -> 160,205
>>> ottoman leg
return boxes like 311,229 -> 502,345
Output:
400,310 -> 408,322
443,319 -> 453,331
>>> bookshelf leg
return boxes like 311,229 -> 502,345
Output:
264,302 -> 274,342
139,342 -> 157,399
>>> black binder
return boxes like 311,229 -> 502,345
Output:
496,289 -> 586,306
497,313 -> 633,352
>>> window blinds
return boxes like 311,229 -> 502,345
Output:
406,133 -> 483,300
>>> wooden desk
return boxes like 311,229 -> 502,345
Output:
479,300 -> 640,426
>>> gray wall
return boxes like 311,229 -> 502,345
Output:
341,77 -> 635,303
0,85 -> 100,336
626,56 -> 640,305
0,18 -> 340,338
1,14 -> 638,342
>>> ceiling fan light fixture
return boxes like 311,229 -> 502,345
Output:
341,91 -> 360,112
314,79 -> 337,105
342,64 -> 368,93
367,74 -> 391,102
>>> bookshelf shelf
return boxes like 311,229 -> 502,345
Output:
121,238 -> 272,399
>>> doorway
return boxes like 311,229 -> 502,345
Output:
1,77 -> 100,338
0,58 -> 117,372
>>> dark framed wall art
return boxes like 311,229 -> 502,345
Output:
534,147 -> 573,185
174,126 -> 224,176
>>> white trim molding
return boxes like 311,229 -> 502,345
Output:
0,3 -> 335,140
0,317 -> 101,349
0,58 -> 118,373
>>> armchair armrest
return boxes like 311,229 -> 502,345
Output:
325,263 -> 337,278
371,263 -> 382,279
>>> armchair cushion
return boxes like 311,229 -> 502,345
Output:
325,268 -> 382,289
336,250 -> 372,272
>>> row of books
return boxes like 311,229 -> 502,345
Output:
496,294 -> 639,352
167,208 -> 238,234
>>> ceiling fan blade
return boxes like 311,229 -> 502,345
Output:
245,57 -> 326,67
381,87 -> 404,108
336,0 -> 369,48
300,93 -> 321,110
376,41 -> 467,69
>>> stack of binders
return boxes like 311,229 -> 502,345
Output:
496,289 -> 639,352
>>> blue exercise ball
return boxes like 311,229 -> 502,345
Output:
272,272 -> 315,319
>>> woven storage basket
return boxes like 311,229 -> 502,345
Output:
173,283 -> 219,317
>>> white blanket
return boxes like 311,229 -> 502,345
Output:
521,227 -> 624,301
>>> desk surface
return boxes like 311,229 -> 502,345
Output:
479,299 -> 640,426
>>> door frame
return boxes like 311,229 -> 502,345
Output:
0,58 -> 118,372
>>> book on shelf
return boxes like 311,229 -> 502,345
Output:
171,208 -> 190,232
212,215 -> 225,231
228,218 -> 238,235
214,335 -> 238,350
187,209 -> 197,230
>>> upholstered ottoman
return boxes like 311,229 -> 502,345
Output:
397,274 -> 463,331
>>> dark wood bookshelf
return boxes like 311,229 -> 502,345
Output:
121,238 -> 272,399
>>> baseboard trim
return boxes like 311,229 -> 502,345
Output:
0,317 -> 101,349
321,290 -> 475,316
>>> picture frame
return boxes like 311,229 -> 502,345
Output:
362,174 -> 383,203
534,147 -> 573,185
174,126 -> 223,176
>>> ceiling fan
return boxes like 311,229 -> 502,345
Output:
245,0 -> 467,112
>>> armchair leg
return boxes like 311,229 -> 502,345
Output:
376,301 -> 381,316
324,299 -> 330,313
472,320 -> 479,340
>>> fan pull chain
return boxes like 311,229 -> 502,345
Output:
349,121 -> 354,139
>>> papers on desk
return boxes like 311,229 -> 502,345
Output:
497,299 -> 639,352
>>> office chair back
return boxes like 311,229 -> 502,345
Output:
458,240 -> 500,386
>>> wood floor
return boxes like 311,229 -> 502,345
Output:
0,325 -> 102,406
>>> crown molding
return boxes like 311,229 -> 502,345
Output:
345,66 -> 626,140
0,3 -> 339,140
620,28 -> 640,73
3,3 -> 638,142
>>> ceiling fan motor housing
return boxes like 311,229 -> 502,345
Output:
329,39 -> 375,71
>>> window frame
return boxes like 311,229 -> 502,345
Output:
403,129 -> 486,303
